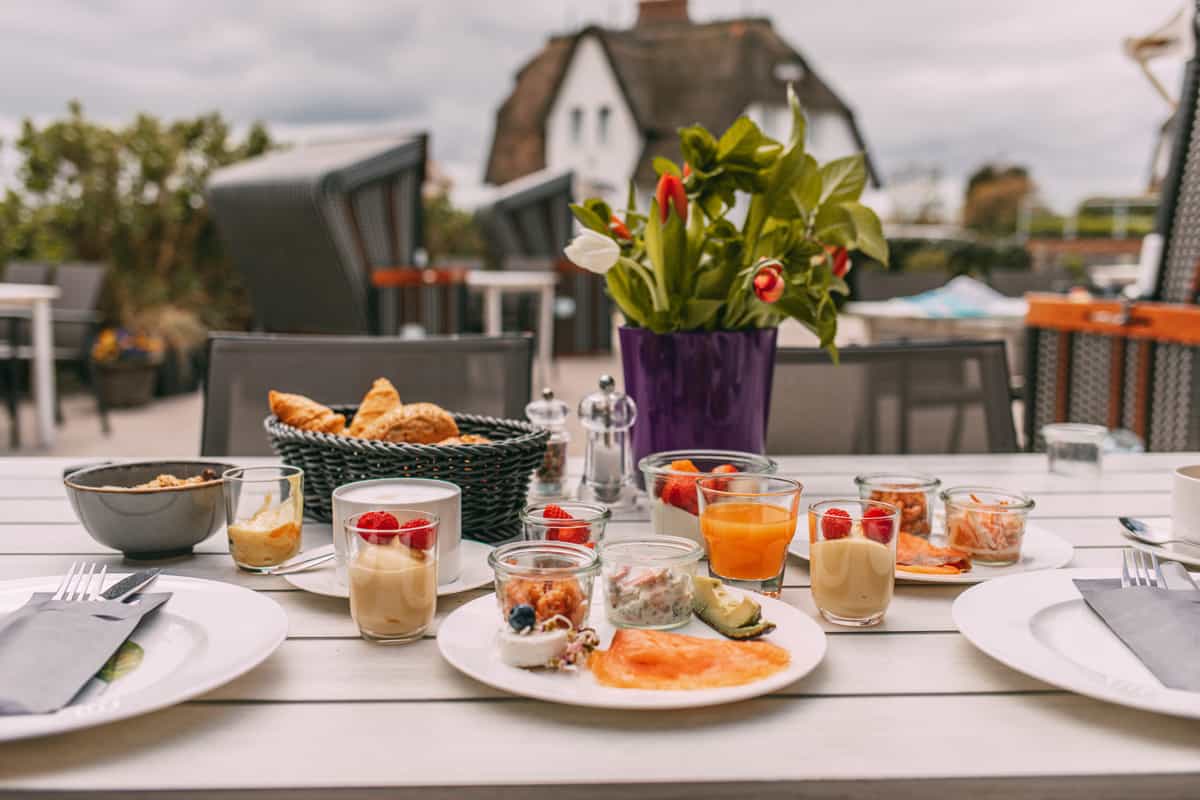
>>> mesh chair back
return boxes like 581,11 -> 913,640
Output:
3,262 -> 50,284
768,341 -> 1017,455
207,135 -> 426,335
52,263 -> 106,354
202,332 -> 534,456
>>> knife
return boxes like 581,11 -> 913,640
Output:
1161,561 -> 1200,592
100,568 -> 161,601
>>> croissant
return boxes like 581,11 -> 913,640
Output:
437,434 -> 492,445
348,377 -> 401,437
268,390 -> 346,435
359,402 -> 458,444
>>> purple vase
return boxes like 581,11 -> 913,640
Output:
619,326 -> 778,466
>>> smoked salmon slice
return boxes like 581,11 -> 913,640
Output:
588,628 -> 790,690
895,532 -> 972,574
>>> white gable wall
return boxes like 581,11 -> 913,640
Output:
545,35 -> 642,207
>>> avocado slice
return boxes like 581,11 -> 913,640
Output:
692,576 -> 776,639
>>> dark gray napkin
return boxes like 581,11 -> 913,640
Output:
1074,579 -> 1200,692
0,593 -> 170,715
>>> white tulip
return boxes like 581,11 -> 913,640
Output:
563,229 -> 620,275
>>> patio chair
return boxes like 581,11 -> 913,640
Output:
767,341 -> 1017,455
206,134 -> 456,337
1,262 -> 108,447
201,332 -> 535,457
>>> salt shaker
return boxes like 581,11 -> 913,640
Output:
577,375 -> 638,508
525,388 -> 570,498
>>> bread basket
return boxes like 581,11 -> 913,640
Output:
265,406 -> 549,543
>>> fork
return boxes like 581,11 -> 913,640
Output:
1121,548 -> 1165,588
51,561 -> 108,602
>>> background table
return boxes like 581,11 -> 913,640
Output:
465,270 -> 557,389
1,454 -> 1199,798
0,283 -> 60,448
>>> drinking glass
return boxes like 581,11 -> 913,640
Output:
696,474 -> 802,597
222,465 -> 304,572
1041,423 -> 1106,476
809,498 -> 898,627
345,510 -> 438,644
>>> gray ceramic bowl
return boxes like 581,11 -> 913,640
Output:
64,461 -> 240,558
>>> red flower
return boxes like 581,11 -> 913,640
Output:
682,162 -> 692,178
609,214 -> 631,240
826,245 -> 851,278
655,172 -> 687,224
752,260 -> 785,304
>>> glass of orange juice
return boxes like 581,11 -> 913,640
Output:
696,474 -> 802,597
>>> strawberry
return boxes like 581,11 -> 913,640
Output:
659,459 -> 701,515
543,504 -> 591,546
709,463 -> 738,491
862,506 -> 894,545
397,517 -> 435,551
821,508 -> 852,540
357,511 -> 400,544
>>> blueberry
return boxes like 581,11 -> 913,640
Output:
508,604 -> 536,631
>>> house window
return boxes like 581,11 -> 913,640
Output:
570,107 -> 584,145
597,105 -> 611,145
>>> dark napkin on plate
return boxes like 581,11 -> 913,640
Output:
1074,579 -> 1200,692
0,593 -> 170,715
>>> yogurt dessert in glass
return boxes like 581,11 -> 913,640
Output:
332,478 -> 461,587
222,466 -> 304,572
808,498 -> 898,627
345,510 -> 438,644
696,474 -> 802,597
639,450 -> 777,547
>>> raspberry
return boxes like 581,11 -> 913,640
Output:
543,504 -> 573,520
543,505 -> 591,546
357,511 -> 400,544
821,508 -> 852,540
398,517 -> 434,551
862,506 -> 895,545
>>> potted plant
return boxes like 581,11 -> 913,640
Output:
90,328 -> 165,408
563,86 -> 889,462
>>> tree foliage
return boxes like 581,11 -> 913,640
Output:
0,101 -> 272,327
962,163 -> 1034,236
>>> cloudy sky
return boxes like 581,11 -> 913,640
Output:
0,0 -> 1186,213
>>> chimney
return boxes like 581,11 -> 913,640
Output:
637,0 -> 689,26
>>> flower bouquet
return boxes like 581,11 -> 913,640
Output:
563,86 -> 888,460
90,328 -> 165,408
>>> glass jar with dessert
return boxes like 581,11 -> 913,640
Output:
854,472 -> 940,538
809,498 -> 899,627
940,487 -> 1034,566
345,510 -> 439,644
521,501 -> 610,549
600,536 -> 703,630
489,540 -> 600,631
696,474 -> 802,597
639,450 -> 777,547
222,466 -> 304,572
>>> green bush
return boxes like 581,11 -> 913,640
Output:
862,237 -> 1031,277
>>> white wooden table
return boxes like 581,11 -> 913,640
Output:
466,270 -> 557,388
0,284 -> 59,448
2,453 -> 1200,798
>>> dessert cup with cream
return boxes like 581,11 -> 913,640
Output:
808,498 -> 898,627
345,510 -> 438,644
333,478 -> 461,587
222,466 -> 304,572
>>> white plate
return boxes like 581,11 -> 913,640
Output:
437,591 -> 826,710
284,539 -> 495,599
0,574 -> 286,742
787,523 -> 1073,584
1122,519 -> 1200,569
954,567 -> 1200,719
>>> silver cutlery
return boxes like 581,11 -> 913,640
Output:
1121,548 -> 1165,588
51,561 -> 108,602
100,568 -> 161,601
1118,517 -> 1200,549
266,549 -> 336,576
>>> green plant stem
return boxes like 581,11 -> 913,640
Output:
619,256 -> 668,312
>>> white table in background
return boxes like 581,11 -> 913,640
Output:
0,283 -> 60,447
466,270 -> 557,388
1,453 -> 1200,798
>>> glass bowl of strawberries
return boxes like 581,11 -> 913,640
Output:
521,501 -> 611,549
639,450 -> 777,548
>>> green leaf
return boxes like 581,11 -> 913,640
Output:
716,117 -> 766,163
813,202 -> 855,247
606,267 -> 649,327
653,157 -> 681,178
97,640 -> 143,683
679,298 -> 723,330
569,203 -> 608,235
679,125 -> 719,170
842,201 -> 889,264
787,154 -> 821,216
819,155 -> 868,205
785,83 -> 807,153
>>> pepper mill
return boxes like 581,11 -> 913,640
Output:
577,375 -> 638,508
525,387 -> 570,499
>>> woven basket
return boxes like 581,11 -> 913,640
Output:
264,406 -> 548,543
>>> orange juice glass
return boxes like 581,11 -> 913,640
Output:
697,474 -> 802,596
